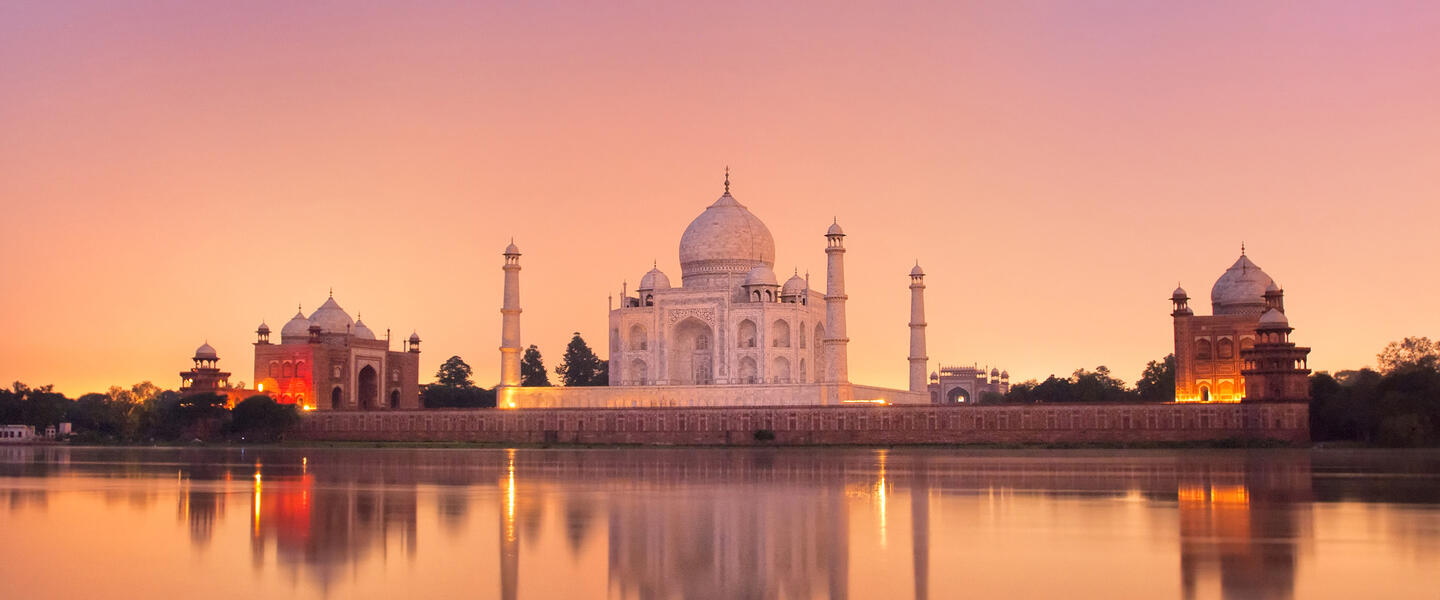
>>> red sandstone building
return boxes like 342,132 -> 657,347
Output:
252,294 -> 422,411
1172,250 -> 1310,403
178,342 -> 262,407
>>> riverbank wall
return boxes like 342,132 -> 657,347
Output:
293,402 -> 1309,445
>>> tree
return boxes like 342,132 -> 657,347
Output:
435,355 -> 474,387
230,395 -> 300,442
1377,337 -> 1440,374
1137,354 -> 1176,402
556,332 -> 606,386
521,345 -> 551,386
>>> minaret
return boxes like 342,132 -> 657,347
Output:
824,220 -> 849,385
499,240 -> 523,388
908,262 -> 927,393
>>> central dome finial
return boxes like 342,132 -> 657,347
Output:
723,166 -> 730,195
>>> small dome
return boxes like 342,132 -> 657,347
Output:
827,221 -> 845,236
409,331 -> 421,343
504,241 -> 520,255
990,367 -> 1000,376
308,296 -> 354,334
781,272 -> 807,296
1258,308 -> 1289,329
194,342 -> 218,360
353,318 -> 376,340
744,264 -> 779,286
930,371 -> 938,380
280,310 -> 311,340
1001,370 -> 1009,378
910,263 -> 925,276
1266,281 -> 1281,293
1211,254 -> 1275,315
637,267 -> 671,291
1172,285 -> 1188,299
256,321 -> 270,333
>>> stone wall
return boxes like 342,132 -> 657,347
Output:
295,402 -> 1309,445
499,383 -> 928,409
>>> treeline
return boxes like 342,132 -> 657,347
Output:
998,356 -> 1176,404
0,382 -> 298,443
421,332 -> 608,408
1309,337 -> 1440,447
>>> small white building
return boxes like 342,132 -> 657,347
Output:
0,425 -> 36,443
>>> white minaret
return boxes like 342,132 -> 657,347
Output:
908,262 -> 927,393
824,220 -> 849,384
499,240 -> 522,388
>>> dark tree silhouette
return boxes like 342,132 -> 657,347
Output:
435,355 -> 474,388
556,332 -> 607,386
1137,354 -> 1176,402
521,345 -> 551,386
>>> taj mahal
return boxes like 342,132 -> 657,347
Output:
496,172 -> 931,408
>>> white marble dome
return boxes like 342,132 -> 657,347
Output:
280,310 -> 311,339
194,342 -> 218,360
678,191 -> 776,286
308,296 -> 354,334
353,318 -> 376,340
1211,254 -> 1274,315
637,266 -> 671,291
782,272 -> 807,296
1258,307 -> 1290,329
910,263 -> 925,276
744,264 -> 779,286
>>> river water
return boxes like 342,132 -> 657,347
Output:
0,446 -> 1436,599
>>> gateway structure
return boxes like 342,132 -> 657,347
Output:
498,173 -> 928,408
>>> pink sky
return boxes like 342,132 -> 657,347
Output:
2,1 -> 1438,396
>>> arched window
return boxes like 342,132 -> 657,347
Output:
1217,339 -> 1234,359
629,358 -> 648,385
269,361 -> 279,377
696,334 -> 708,350
798,358 -> 806,382
294,361 -> 305,377
772,320 -> 791,348
798,323 -> 807,349
628,324 -> 647,351
1199,386 -> 1211,402
1218,381 -> 1234,401
772,357 -> 791,383
331,387 -> 342,410
644,294 -> 654,306
752,290 -> 762,302
739,357 -> 758,384
737,320 -> 757,348
282,361 -> 294,378
1195,339 -> 1212,360
389,390 -> 400,409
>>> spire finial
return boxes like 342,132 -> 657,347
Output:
1241,241 -> 1246,256
653,259 -> 658,269
723,166 -> 730,194
329,287 -> 333,298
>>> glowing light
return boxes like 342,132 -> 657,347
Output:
257,383 -> 263,392
875,449 -> 888,548
302,405 -> 316,411
843,399 -> 888,405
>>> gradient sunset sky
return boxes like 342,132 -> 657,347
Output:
3,1 -> 1437,396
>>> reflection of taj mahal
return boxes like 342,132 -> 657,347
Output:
498,172 -> 930,408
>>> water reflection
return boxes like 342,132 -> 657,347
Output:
1,447 -> 1437,599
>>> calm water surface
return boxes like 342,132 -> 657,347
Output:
1,446 -> 1437,599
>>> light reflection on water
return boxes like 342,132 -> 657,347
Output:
0,446 -> 1437,599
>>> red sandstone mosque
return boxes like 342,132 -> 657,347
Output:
1171,248 -> 1311,403
250,294 -> 422,411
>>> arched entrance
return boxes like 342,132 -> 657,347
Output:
359,365 -> 378,409
946,387 -> 970,404
389,389 -> 400,409
668,318 -> 714,385
331,386 -> 342,410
